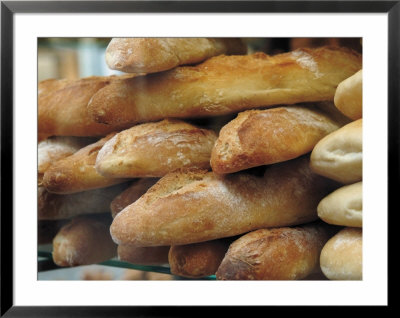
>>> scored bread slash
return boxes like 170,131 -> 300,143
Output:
109,155 -> 340,247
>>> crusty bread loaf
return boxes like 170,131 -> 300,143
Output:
95,119 -> 217,178
52,214 -> 117,267
310,119 -> 362,184
211,104 -> 348,174
216,222 -> 338,280
110,178 -> 159,218
168,238 -> 233,278
318,181 -> 362,227
38,136 -> 96,175
110,155 -> 339,247
42,133 -> 127,194
38,76 -> 132,137
38,183 -> 129,220
320,227 -> 362,280
334,69 -> 362,120
105,37 -> 247,74
88,46 -> 361,127
118,245 -> 170,266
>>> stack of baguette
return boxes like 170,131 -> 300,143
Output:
38,37 -> 362,280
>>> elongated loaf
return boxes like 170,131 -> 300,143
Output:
211,104 -> 347,174
52,215 -> 117,267
118,245 -> 170,266
38,76 -> 132,137
334,69 -> 362,120
38,183 -> 129,220
42,133 -> 127,194
216,222 -> 338,280
95,119 -> 217,178
169,238 -> 233,278
310,119 -> 362,184
318,181 -> 362,227
110,178 -> 159,218
105,37 -> 247,74
320,227 -> 362,280
88,46 -> 362,127
110,155 -> 339,247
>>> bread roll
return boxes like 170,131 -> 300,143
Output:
318,181 -> 362,227
95,119 -> 217,178
168,238 -> 232,278
110,155 -> 339,247
38,76 -> 131,137
88,46 -> 361,127
52,215 -> 117,267
320,227 -> 362,280
42,133 -> 127,194
216,222 -> 338,280
105,37 -> 247,74
118,245 -> 170,266
38,183 -> 129,220
211,105 -> 347,174
110,178 -> 159,218
310,119 -> 362,184
334,69 -> 362,120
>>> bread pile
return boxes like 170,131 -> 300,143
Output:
38,38 -> 362,279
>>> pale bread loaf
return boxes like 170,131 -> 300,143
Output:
334,69 -> 362,120
105,37 -> 247,74
110,155 -> 339,247
320,227 -> 362,280
318,181 -> 362,227
88,46 -> 362,127
310,119 -> 362,184
95,119 -> 217,178
211,104 -> 349,174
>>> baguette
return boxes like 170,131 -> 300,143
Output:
88,46 -> 362,127
105,37 -> 247,74
168,238 -> 232,278
320,227 -> 362,280
118,245 -> 170,266
38,76 -> 132,137
215,222 -> 338,280
42,133 -> 127,194
52,214 -> 117,267
95,119 -> 217,178
310,119 -> 362,184
38,183 -> 129,220
110,155 -> 339,247
211,104 -> 348,174
110,178 -> 159,218
334,69 -> 362,120
318,181 -> 362,227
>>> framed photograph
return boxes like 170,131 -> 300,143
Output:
1,0 -> 396,315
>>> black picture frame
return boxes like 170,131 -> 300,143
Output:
1,0 -> 397,316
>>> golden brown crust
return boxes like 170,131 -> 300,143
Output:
88,46 -> 361,127
117,245 -> 170,266
318,181 -> 362,227
110,155 -> 339,247
52,214 -> 117,267
106,37 -> 247,74
110,178 -> 159,218
42,133 -> 127,194
38,183 -> 129,220
211,105 -> 347,174
215,222 -> 338,280
310,119 -> 362,184
95,119 -> 217,178
320,227 -> 362,280
334,69 -> 362,120
38,76 -> 132,137
168,238 -> 232,278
